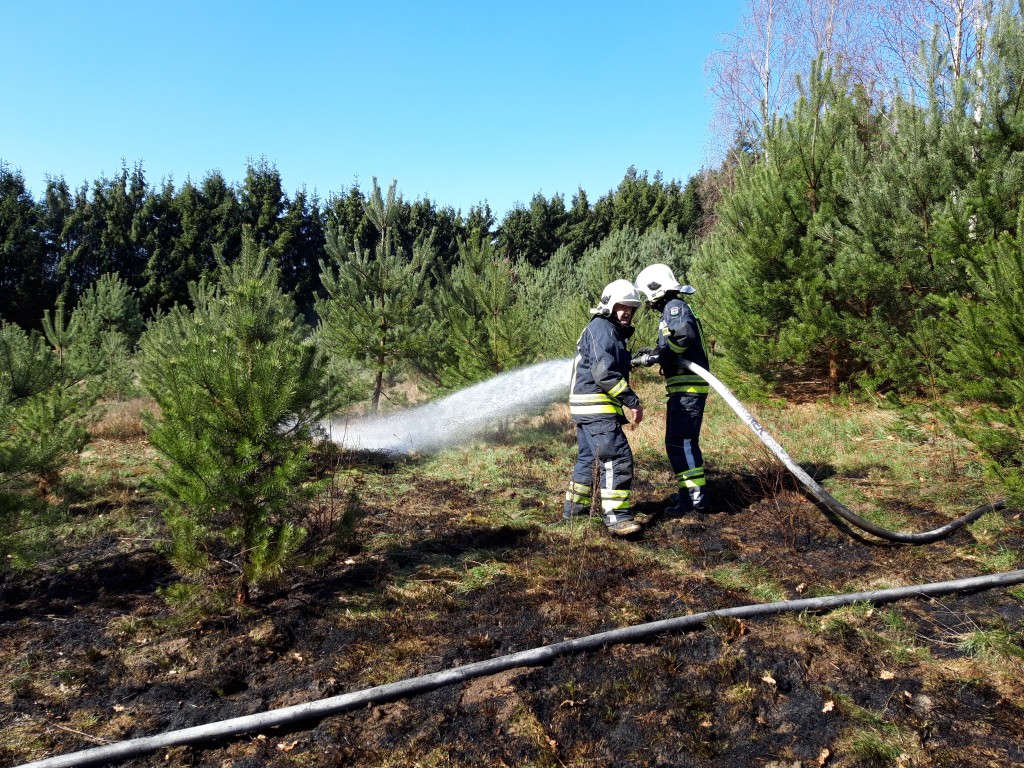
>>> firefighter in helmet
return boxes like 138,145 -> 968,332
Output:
633,263 -> 711,514
564,279 -> 645,536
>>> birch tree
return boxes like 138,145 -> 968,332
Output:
706,0 -> 1003,157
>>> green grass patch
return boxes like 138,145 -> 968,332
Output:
453,557 -> 508,594
709,562 -> 786,602
957,627 -> 1024,661
829,689 -> 919,765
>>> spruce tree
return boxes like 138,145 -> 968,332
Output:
141,173 -> 242,313
138,233 -> 331,605
0,164 -> 51,329
135,178 -> 184,314
56,163 -> 149,301
240,158 -> 288,257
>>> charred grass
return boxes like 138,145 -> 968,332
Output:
1,382 -> 1023,767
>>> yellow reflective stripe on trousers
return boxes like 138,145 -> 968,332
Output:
600,488 -> 630,513
675,467 -> 705,487
565,482 -> 592,504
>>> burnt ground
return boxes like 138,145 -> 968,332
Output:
2,428 -> 1024,768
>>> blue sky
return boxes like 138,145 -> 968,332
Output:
2,1 -> 743,219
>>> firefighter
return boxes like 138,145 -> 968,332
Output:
634,263 -> 711,514
564,279 -> 645,536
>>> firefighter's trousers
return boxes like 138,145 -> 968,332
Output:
666,393 -> 707,507
565,419 -> 634,524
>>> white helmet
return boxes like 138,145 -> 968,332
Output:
591,279 -> 642,316
635,263 -> 693,303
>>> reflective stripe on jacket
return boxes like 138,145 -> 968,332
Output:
569,315 -> 640,424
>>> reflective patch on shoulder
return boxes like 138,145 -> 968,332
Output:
669,306 -> 682,316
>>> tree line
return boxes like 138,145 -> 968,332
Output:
0,158 -> 706,328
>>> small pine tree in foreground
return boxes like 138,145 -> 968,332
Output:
139,233 -> 333,604
0,321 -> 93,568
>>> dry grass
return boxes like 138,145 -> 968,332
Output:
89,397 -> 154,441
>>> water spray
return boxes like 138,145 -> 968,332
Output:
325,358 -> 573,454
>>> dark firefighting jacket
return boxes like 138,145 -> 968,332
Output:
654,295 -> 710,396
569,315 -> 640,424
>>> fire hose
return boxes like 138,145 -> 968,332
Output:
15,570 -> 1024,768
671,359 -> 1007,543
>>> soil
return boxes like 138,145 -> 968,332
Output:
2,436 -> 1024,768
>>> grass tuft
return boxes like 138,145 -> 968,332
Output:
709,562 -> 786,602
957,627 -> 1024,661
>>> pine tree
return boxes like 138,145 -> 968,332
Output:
694,59 -> 866,384
1,320 -> 92,568
972,4 -> 1024,239
519,227 -> 685,359
66,273 -> 144,398
315,178 -> 433,413
138,233 -> 331,605
834,83 -> 975,391
934,9 -> 1024,506
429,239 -> 535,387
939,231 -> 1024,506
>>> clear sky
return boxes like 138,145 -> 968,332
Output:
1,1 -> 743,220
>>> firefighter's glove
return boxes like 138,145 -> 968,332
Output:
631,348 -> 659,368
